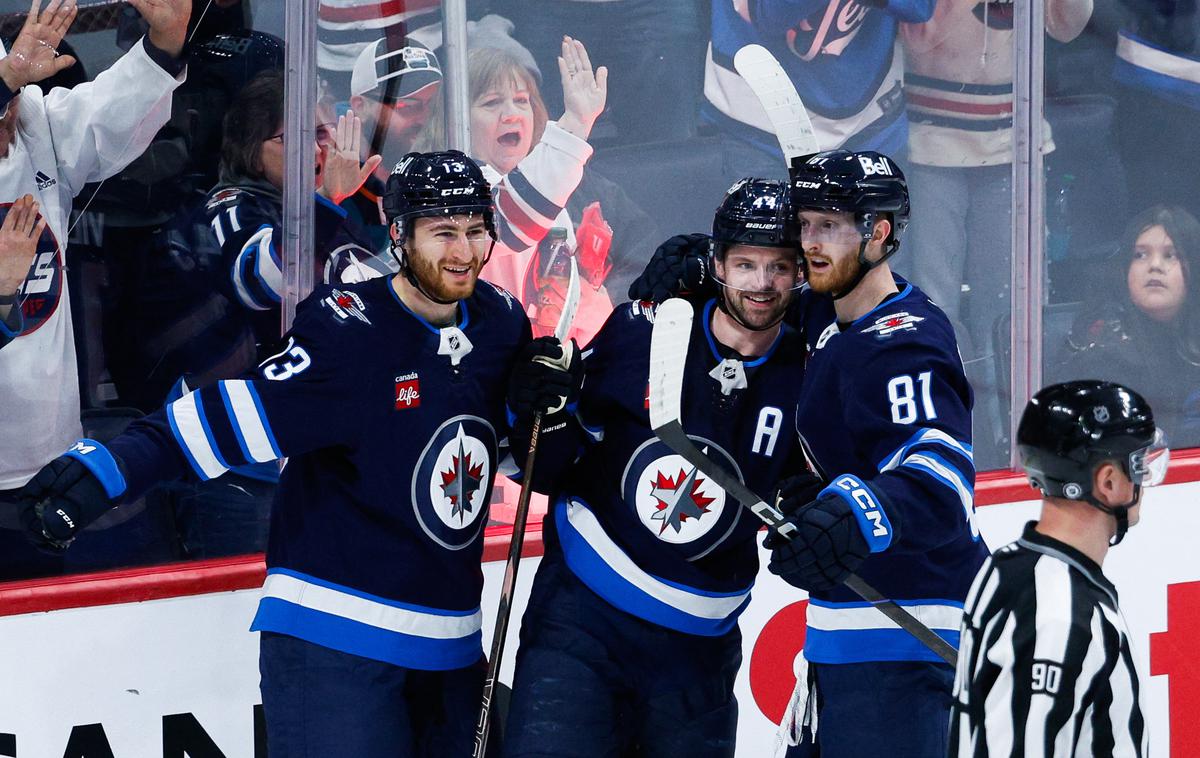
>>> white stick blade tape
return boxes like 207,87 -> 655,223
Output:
555,257 -> 581,344
648,298 -> 695,429
732,44 -> 820,161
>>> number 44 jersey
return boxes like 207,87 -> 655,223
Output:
795,274 -> 990,664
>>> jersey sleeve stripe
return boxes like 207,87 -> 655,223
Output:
879,427 -> 974,472
495,185 -> 547,241
166,391 -> 231,480
219,381 -> 268,465
230,227 -> 277,311
901,452 -> 978,535
252,226 -> 284,302
495,215 -> 533,253
504,167 -> 562,221
223,379 -> 283,462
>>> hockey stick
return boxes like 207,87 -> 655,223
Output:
473,258 -> 581,758
649,298 -> 958,666
733,44 -> 821,162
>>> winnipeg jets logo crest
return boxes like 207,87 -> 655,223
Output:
621,436 -> 744,557
862,312 -> 924,338
647,464 -> 717,536
1,202 -> 62,338
411,415 -> 497,550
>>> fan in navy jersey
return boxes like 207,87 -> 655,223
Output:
503,178 -> 813,758
626,150 -> 989,756
15,151 -> 582,757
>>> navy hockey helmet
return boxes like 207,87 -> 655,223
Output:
194,30 -> 285,89
1018,380 -> 1168,544
712,178 -> 800,252
789,150 -> 910,294
383,150 -> 496,244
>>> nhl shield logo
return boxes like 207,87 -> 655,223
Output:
620,436 -> 745,557
411,415 -> 497,550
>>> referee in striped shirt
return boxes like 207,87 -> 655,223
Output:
949,380 -> 1170,757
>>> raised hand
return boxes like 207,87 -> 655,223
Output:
0,0 -> 78,92
128,0 -> 191,58
318,110 -> 383,206
556,36 -> 608,141
0,194 -> 46,299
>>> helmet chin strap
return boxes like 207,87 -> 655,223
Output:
390,238 -> 497,307
1084,485 -> 1141,546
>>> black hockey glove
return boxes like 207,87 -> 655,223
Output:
627,233 -> 713,303
17,440 -> 127,554
764,475 -> 900,593
771,471 -> 826,517
507,337 -> 584,422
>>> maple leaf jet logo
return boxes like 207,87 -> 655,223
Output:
649,464 -> 716,535
440,435 -> 484,523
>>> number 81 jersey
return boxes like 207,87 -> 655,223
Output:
795,274 -> 989,663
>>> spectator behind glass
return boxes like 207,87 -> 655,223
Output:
495,0 -> 707,145
1112,0 -> 1200,224
119,70 -> 382,562
899,0 -> 1093,469
1053,206 -> 1200,447
0,0 -> 189,581
344,35 -> 443,254
417,40 -> 660,344
702,0 -> 935,185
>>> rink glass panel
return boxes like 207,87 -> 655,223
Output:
7,0 -> 1195,584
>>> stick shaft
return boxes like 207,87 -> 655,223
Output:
473,411 -> 543,758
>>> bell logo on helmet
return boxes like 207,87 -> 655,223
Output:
858,156 -> 893,177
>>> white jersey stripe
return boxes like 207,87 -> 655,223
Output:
222,379 -> 281,463
167,391 -> 229,480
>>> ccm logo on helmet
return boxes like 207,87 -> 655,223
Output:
833,475 -> 889,537
858,156 -> 893,177
440,187 -> 475,196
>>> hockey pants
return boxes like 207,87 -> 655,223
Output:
503,549 -> 741,757
785,659 -> 954,757
259,631 -> 496,757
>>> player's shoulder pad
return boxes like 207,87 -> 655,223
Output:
303,280 -> 382,333
477,280 -> 520,313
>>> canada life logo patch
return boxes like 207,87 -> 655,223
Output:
411,415 -> 497,550
395,372 -> 421,409
621,436 -> 744,557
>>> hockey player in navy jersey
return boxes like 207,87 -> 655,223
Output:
15,151 -> 582,757
770,150 -> 987,756
628,150 -> 989,756
503,178 -> 813,757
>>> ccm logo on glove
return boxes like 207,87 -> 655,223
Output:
832,475 -> 889,538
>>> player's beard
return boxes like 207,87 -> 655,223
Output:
722,286 -> 791,330
805,250 -> 862,297
407,250 -> 481,302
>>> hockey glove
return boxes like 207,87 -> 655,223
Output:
771,471 -> 826,517
765,475 -> 899,593
508,337 -> 584,421
627,233 -> 712,303
17,440 -> 127,554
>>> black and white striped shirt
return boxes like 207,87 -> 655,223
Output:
948,522 -> 1148,757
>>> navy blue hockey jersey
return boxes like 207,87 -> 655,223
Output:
794,275 -> 989,664
547,299 -> 807,637
107,275 -> 531,670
